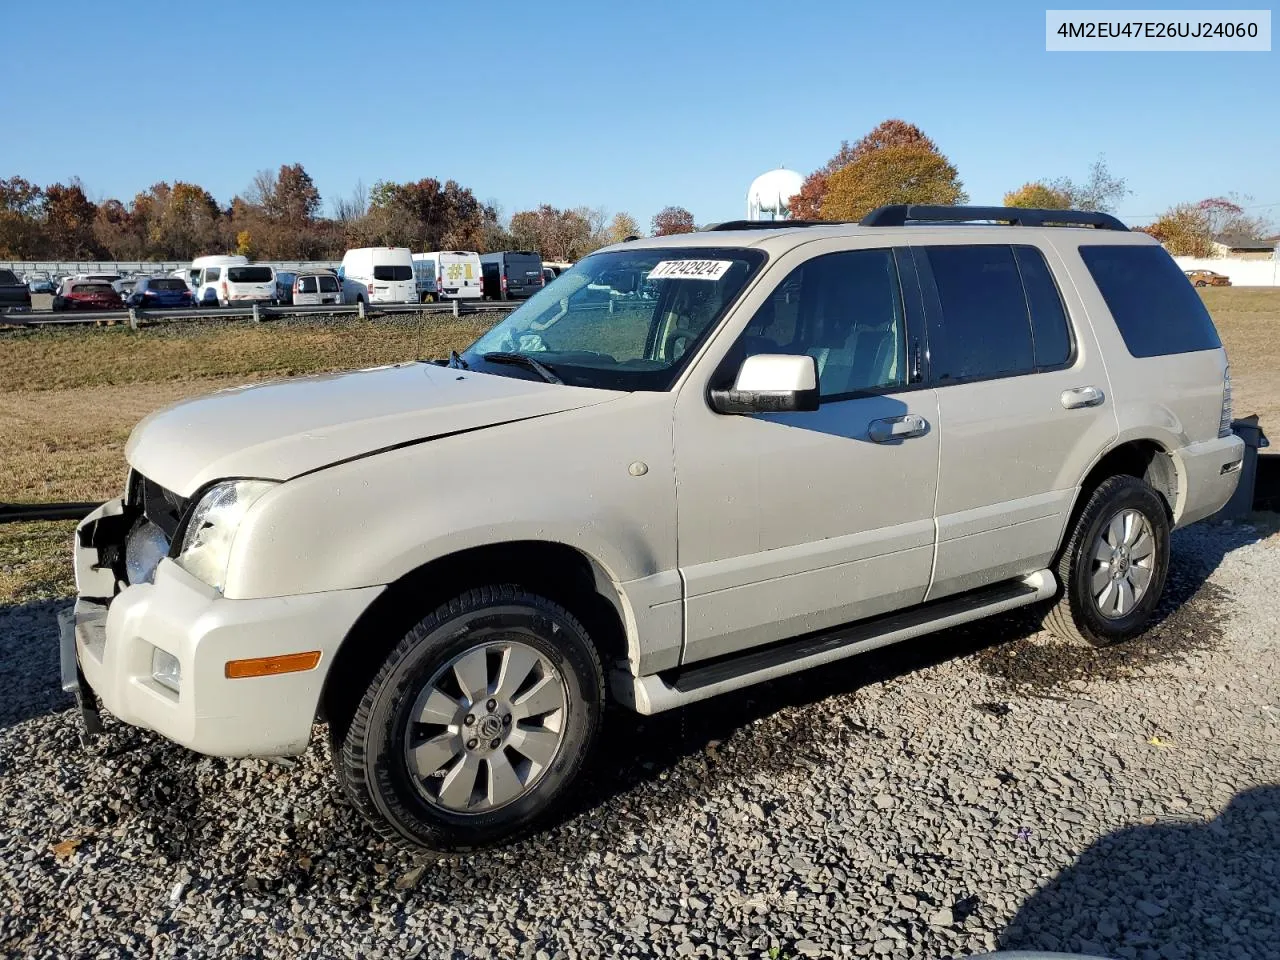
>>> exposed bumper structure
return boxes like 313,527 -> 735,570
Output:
65,500 -> 382,757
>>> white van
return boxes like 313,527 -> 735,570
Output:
176,256 -> 247,302
196,263 -> 276,307
411,251 -> 483,302
339,247 -> 416,305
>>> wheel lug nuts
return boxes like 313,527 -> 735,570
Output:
503,715 -> 512,726
489,738 -> 500,749
486,699 -> 497,712
466,738 -> 478,750
464,714 -> 475,726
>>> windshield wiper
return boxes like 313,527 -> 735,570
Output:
479,352 -> 563,385
448,350 -> 470,370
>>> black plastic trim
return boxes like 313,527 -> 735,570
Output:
861,205 -> 1128,231
665,577 -> 1039,693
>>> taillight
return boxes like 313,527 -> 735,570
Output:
221,281 -> 228,299
1219,364 -> 1233,438
501,276 -> 507,290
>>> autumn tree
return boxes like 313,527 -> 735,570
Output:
651,206 -> 696,236
1196,195 -> 1272,240
361,178 -> 488,252
1141,204 -> 1215,257
1003,182 -> 1074,209
0,176 -> 45,257
821,145 -> 966,221
608,211 -> 641,243
42,180 -> 101,258
508,205 -> 595,261
790,120 -> 938,219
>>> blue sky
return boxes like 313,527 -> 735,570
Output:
2,0 -> 1275,229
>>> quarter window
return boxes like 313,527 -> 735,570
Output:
735,249 -> 907,399
1079,244 -> 1222,358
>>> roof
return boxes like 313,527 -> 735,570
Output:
1214,232 -> 1275,251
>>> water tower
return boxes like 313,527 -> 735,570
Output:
747,166 -> 805,220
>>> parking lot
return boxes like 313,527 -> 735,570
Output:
1,516 -> 1277,959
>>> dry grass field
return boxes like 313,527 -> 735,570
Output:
0,288 -> 1275,509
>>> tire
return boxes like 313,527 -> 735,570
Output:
1195,280 -> 1206,287
333,585 -> 605,852
1045,475 -> 1171,647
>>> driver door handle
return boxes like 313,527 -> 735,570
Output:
1061,385 -> 1105,409
868,414 -> 929,443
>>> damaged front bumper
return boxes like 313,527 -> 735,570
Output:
61,498 -> 383,758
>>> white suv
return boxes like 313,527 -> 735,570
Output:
62,205 -> 1244,851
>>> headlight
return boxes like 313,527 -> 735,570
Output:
177,479 -> 276,591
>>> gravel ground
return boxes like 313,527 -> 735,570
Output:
1,517 -> 1277,960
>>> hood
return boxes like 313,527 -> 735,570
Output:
125,363 -> 620,496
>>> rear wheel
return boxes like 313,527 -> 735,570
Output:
1045,475 -> 1170,647
333,585 -> 604,852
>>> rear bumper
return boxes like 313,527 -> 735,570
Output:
68,500 -> 383,757
1176,434 -> 1245,527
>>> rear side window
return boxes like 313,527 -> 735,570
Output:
373,265 -> 412,282
203,267 -> 221,282
1013,246 -> 1073,368
228,266 -> 273,283
1079,245 -> 1222,358
298,276 -> 318,293
925,245 -> 1033,380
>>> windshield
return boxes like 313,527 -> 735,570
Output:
463,247 -> 766,391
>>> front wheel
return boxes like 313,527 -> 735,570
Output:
333,585 -> 605,852
1045,475 -> 1171,647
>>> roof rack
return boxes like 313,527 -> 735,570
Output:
860,205 -> 1128,231
705,219 -> 842,231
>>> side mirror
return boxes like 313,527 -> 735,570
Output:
709,354 -> 820,415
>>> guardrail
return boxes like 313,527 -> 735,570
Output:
1,299 -> 517,328
0,502 -> 100,525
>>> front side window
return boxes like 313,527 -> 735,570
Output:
730,248 -> 907,399
463,247 -> 766,392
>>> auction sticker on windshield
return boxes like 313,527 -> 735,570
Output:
649,260 -> 734,281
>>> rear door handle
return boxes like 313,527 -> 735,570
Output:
868,414 -> 929,443
1061,385 -> 1105,409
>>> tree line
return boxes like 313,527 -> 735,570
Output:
0,166 -> 667,263
3,127 -> 1270,262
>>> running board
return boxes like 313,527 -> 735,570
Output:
612,570 -> 1056,715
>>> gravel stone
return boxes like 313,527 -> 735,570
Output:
1,519 -> 1277,959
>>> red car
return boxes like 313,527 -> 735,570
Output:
52,279 -> 125,311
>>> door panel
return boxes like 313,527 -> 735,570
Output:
677,393 -> 940,661
914,241 -> 1117,601
673,243 -> 940,666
